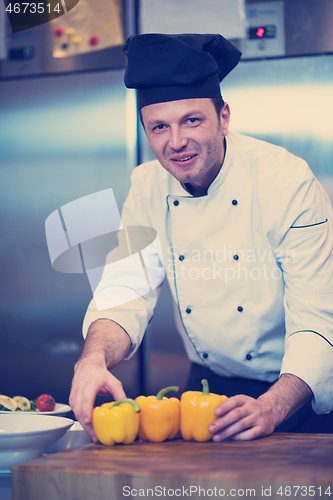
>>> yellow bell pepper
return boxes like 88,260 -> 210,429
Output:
180,379 -> 227,442
92,398 -> 141,446
135,386 -> 180,442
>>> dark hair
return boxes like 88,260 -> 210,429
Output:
139,97 -> 225,129
211,97 -> 225,121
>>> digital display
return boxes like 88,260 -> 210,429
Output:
249,25 -> 276,39
9,46 -> 34,60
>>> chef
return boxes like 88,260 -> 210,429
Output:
69,34 -> 333,442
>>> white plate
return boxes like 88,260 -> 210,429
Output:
0,413 -> 73,472
0,403 -> 71,416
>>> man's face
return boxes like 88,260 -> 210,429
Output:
141,98 -> 230,193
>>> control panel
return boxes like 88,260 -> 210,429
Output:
0,18 -> 43,77
240,1 -> 285,58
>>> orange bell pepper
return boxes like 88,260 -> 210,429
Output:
135,386 -> 180,442
180,379 -> 227,442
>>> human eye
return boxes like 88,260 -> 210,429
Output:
186,117 -> 200,125
153,123 -> 167,132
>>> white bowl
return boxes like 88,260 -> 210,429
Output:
0,413 -> 73,472
45,421 -> 91,453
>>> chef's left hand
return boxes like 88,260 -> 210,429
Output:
208,373 -> 313,441
208,395 -> 276,441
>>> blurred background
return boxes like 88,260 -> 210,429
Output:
0,0 -> 332,407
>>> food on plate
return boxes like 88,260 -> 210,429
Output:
0,395 -> 17,412
135,386 -> 180,442
13,396 -> 31,411
92,398 -> 141,446
180,379 -> 228,442
0,393 -> 56,412
36,394 -> 56,412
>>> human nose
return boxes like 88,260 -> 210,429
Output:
168,126 -> 187,151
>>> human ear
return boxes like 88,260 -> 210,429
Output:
221,102 -> 230,122
220,102 -> 230,135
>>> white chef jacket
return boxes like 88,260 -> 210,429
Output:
83,131 -> 333,414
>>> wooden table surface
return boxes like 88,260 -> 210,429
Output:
12,434 -> 333,500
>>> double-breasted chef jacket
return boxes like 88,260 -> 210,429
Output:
84,131 -> 333,414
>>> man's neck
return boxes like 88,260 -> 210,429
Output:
182,182 -> 208,197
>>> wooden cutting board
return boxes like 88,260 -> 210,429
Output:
12,434 -> 333,500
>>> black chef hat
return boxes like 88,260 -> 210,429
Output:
123,33 -> 241,109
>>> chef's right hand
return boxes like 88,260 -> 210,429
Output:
69,356 -> 126,442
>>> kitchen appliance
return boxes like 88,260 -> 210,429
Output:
1,0 -> 333,80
